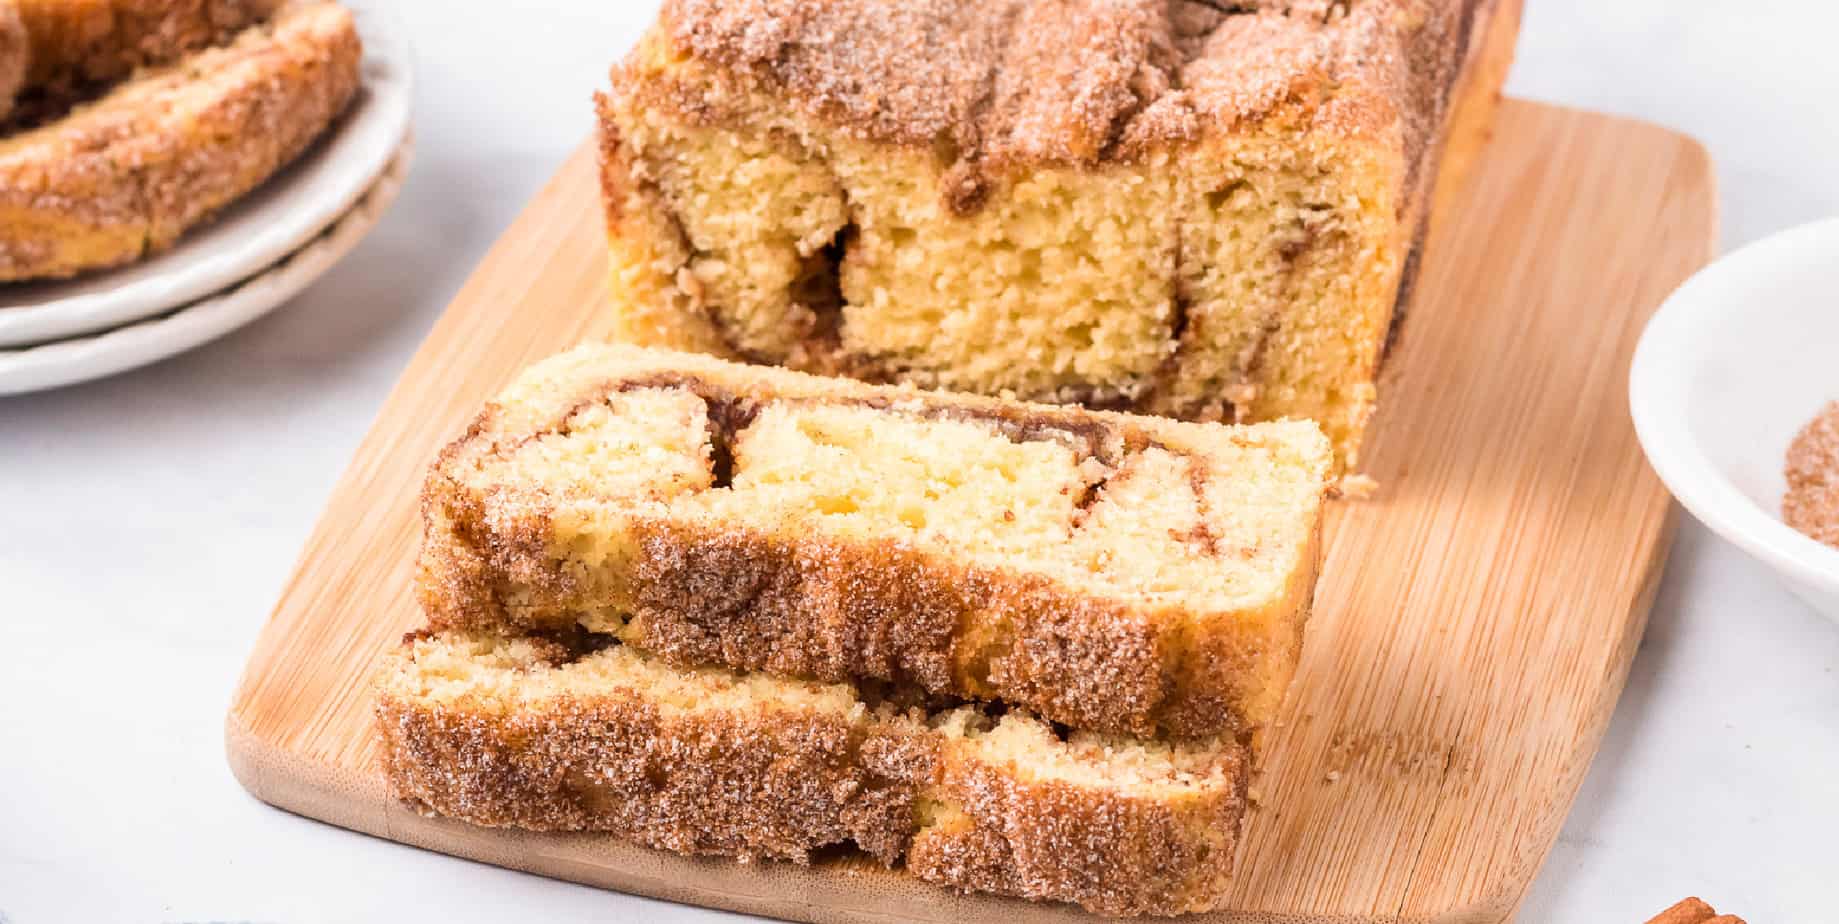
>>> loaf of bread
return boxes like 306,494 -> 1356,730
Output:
377,627 -> 1248,917
417,343 -> 1332,745
0,0 -> 359,281
594,0 -> 1510,471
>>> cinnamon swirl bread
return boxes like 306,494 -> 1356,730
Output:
416,344 -> 1332,746
594,0 -> 1513,471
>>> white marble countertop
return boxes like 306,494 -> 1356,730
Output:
2,2 -> 1834,921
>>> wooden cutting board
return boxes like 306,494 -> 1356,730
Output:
225,96 -> 1715,922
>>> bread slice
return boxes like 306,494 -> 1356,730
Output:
0,0 -> 359,282
6,0 -> 285,121
377,628 -> 1247,917
594,0 -> 1512,471
418,343 -> 1331,745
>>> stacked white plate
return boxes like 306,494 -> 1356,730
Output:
0,5 -> 414,395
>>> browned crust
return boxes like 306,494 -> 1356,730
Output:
622,520 -> 1183,736
10,0 -> 286,119
641,0 -> 1494,172
377,677 -> 924,866
415,346 -> 1328,744
611,515 -> 1317,749
910,748 -> 1245,915
0,0 -> 360,282
375,633 -> 1247,917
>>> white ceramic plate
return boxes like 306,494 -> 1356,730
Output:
0,3 -> 414,348
1630,216 -> 1839,626
0,143 -> 410,396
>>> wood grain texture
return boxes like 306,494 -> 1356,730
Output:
224,97 -> 1715,924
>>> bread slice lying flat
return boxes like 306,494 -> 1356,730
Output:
594,0 -> 1507,473
377,628 -> 1247,917
0,0 -> 359,281
417,344 -> 1332,745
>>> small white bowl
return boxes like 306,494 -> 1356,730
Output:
1631,217 -> 1839,626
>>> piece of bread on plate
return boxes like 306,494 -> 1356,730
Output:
0,0 -> 359,282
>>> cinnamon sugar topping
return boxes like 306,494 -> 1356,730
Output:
657,0 -> 1463,166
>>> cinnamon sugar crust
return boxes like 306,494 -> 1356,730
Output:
416,344 -> 1331,745
653,0 -> 1458,166
376,628 -> 1247,916
0,0 -> 360,282
911,741 -> 1245,914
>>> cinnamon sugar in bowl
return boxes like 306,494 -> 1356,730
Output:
1631,216 -> 1839,627
1785,401 -> 1839,550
